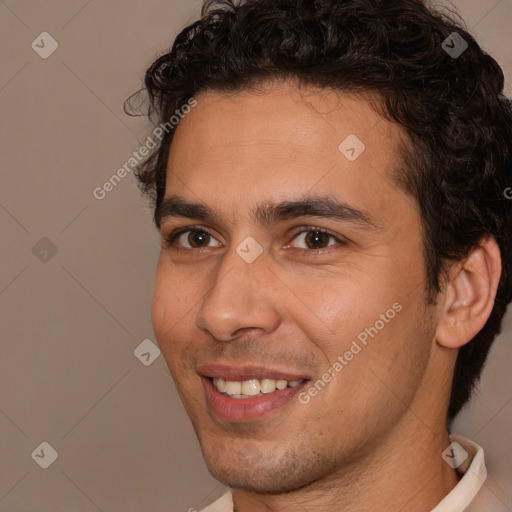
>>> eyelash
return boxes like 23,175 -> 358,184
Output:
162,225 -> 346,252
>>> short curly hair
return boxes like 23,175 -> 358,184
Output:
126,0 -> 512,423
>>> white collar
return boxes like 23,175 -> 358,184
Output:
200,433 -> 486,512
431,433 -> 487,512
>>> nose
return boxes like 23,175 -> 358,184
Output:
195,245 -> 281,342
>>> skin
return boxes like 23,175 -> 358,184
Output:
151,79 -> 501,511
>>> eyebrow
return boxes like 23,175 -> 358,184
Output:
155,194 -> 381,232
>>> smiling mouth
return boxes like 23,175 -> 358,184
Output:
211,377 -> 307,398
201,374 -> 310,422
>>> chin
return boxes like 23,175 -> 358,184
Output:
200,440 -> 336,495
207,464 -> 310,494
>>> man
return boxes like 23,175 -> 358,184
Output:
127,0 -> 512,510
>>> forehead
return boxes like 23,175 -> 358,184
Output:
170,80 -> 403,153
164,80 -> 411,223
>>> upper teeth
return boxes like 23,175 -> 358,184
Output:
213,377 -> 304,398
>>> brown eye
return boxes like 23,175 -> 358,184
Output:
290,229 -> 338,250
186,230 -> 210,247
171,228 -> 222,249
304,230 -> 331,249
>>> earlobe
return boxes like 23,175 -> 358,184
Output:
436,237 -> 502,349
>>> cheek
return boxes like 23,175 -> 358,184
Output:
280,263 -> 402,355
151,265 -> 173,343
152,260 -> 202,329
151,261 -> 200,362
285,254 -> 428,389
347,286 -> 433,418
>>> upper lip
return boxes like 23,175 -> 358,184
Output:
198,363 -> 310,382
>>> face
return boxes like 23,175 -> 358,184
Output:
151,80 -> 438,493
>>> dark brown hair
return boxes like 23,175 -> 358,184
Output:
126,0 -> 512,423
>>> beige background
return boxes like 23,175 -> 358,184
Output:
0,1 -> 510,511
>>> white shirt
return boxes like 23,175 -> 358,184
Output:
199,434 -> 488,512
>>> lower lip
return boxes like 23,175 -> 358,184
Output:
201,377 -> 308,422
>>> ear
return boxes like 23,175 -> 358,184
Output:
436,236 -> 502,349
